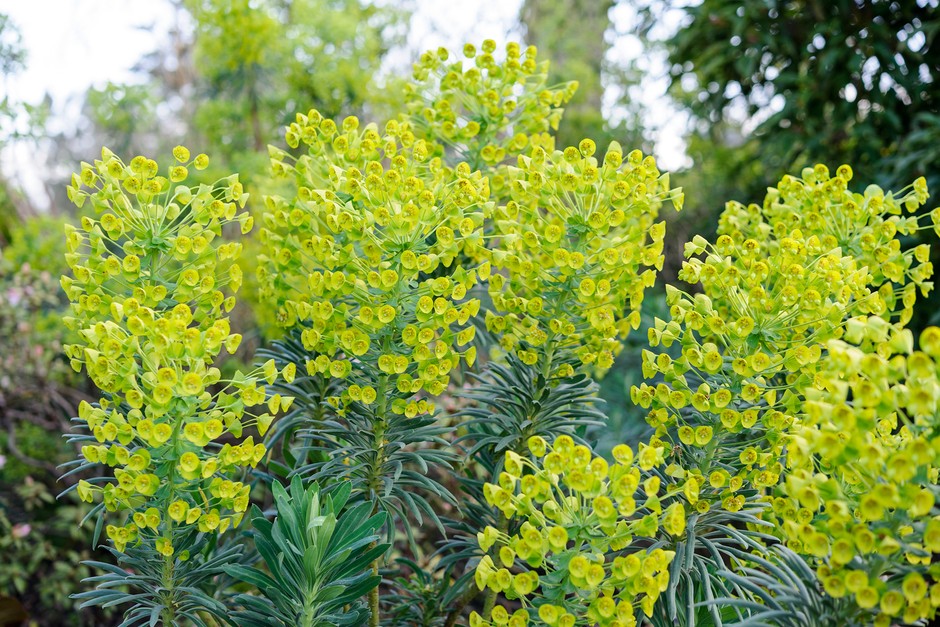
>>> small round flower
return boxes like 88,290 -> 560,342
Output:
173,145 -> 191,162
694,426 -> 713,446
168,500 -> 188,522
528,436 -> 547,457
179,452 -> 200,473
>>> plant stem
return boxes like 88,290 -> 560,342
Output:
369,555 -> 380,627
699,434 -> 719,475
160,394 -> 184,625
161,551 -> 176,625
301,590 -> 316,627
480,585 -> 498,621
368,374 -> 390,627
541,343 -> 555,381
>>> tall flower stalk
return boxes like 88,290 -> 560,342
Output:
259,110 -> 490,623
62,147 -> 292,622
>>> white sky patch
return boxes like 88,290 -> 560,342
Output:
1,0 -> 176,208
2,1 -> 174,115
408,0 -> 525,54
606,2 -> 689,170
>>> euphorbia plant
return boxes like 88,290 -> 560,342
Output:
61,147 -> 294,622
259,109 -> 493,623
629,167 -> 940,626
255,40 -> 681,625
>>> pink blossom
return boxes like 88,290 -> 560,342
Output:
12,523 -> 31,539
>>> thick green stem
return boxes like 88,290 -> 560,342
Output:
369,555 -> 380,627
699,434 -> 719,475
299,508 -> 320,627
541,343 -> 556,381
160,551 -> 176,625
159,392 -> 184,625
480,565 -> 504,616
480,585 -> 498,621
301,591 -> 316,627
368,375 -> 389,627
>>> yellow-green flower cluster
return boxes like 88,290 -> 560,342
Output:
486,141 -> 683,374
629,167 -> 940,622
404,40 -> 577,172
63,148 -> 293,554
777,323 -> 940,625
634,168 -> 933,505
471,436 -> 687,626
259,111 -> 487,410
716,165 -> 933,327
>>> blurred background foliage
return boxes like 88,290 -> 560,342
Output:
0,1 -> 938,624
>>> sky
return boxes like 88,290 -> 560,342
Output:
1,0 -> 528,105
2,2 -> 166,105
0,0 -> 685,209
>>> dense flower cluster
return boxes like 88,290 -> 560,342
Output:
63,148 -> 292,554
471,436 -> 685,626
404,40 -> 576,172
486,141 -> 682,374
633,169 -> 933,506
632,168 -> 940,622
780,325 -> 940,625
716,165 -> 933,326
259,112 -> 488,411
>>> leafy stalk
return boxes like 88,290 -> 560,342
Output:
229,476 -> 388,626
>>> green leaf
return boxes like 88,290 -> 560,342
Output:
230,478 -> 388,626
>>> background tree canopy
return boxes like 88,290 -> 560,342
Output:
186,0 -> 404,170
650,0 -> 939,197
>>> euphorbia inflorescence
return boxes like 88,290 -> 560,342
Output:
634,167 -> 940,622
63,147 -> 293,554
405,39 -> 577,173
780,323 -> 940,625
472,436 -> 687,626
635,168 -> 935,509
260,111 -> 488,414
487,140 -> 683,374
